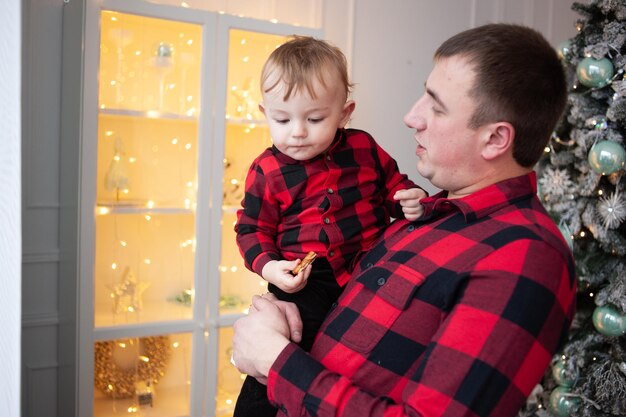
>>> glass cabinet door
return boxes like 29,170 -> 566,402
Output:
92,10 -> 202,416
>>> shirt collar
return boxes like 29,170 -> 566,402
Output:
271,129 -> 346,165
419,171 -> 538,223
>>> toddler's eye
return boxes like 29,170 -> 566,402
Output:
309,118 -> 324,123
275,119 -> 289,124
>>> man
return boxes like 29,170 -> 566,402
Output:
232,23 -> 577,417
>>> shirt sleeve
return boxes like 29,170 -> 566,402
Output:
267,238 -> 575,417
373,141 -> 421,219
235,161 -> 282,275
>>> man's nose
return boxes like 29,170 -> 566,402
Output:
404,100 -> 425,130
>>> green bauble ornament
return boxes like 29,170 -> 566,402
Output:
557,41 -> 571,60
592,304 -> 626,337
552,360 -> 577,388
588,140 -> 626,175
558,224 -> 573,251
549,387 -> 581,417
576,57 -> 614,88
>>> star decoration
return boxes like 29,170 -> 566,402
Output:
108,267 -> 150,313
597,189 -> 626,229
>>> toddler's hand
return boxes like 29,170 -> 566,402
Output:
261,259 -> 310,293
394,187 -> 426,221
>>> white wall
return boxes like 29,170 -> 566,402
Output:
1,0 -> 21,416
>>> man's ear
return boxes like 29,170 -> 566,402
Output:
338,100 -> 356,128
481,122 -> 514,160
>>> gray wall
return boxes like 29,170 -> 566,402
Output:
21,1 -> 579,416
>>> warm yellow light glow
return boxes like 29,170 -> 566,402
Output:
168,83 -> 176,89
544,146 -> 550,153
172,341 -> 180,348
249,123 -> 256,129
122,189 -> 130,194
139,355 -> 150,362
243,56 -> 249,63
187,39 -> 193,45
230,266 -> 238,272
105,130 -> 114,136
145,215 -> 152,221
186,181 -> 193,187
113,155 -> 121,161
219,266 -> 228,272
580,231 -> 586,237
146,110 -> 160,118
590,292 -> 594,297
185,143 -> 192,150
110,80 -> 117,86
230,179 -> 238,185
245,128 -> 251,134
184,198 -> 191,209
181,1 -> 189,7
118,342 -> 127,348
241,39 -> 246,45
111,16 -> 118,21
147,200 -> 155,209
98,207 -> 110,215
120,240 -> 127,247
270,19 -> 278,24
172,138 -> 179,145
127,406 -> 137,413
127,306 -> 135,312
226,399 -> 233,405
144,259 -> 151,265
112,263 -> 117,270
135,50 -> 141,56
598,189 -> 604,195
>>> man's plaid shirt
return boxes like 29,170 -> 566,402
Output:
235,128 -> 417,286
267,172 -> 577,417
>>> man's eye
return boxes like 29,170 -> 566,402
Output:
432,107 -> 443,115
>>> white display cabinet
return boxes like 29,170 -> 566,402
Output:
59,1 -> 321,416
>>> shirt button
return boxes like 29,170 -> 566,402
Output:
407,225 -> 415,232
366,262 -> 373,268
327,188 -> 334,194
328,250 -> 335,257
326,155 -> 331,161
331,302 -> 338,309
377,277 -> 386,286
323,217 -> 330,224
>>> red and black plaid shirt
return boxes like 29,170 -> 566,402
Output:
267,172 -> 577,417
235,128 -> 417,286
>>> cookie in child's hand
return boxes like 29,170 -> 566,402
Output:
291,251 -> 317,275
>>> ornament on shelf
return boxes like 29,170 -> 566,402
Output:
592,304 -> 625,337
108,266 -> 150,314
154,42 -> 174,67
169,288 -> 193,307
222,158 -> 245,206
597,190 -> 626,229
135,380 -> 154,408
94,336 -> 171,399
104,137 -> 130,201
220,294 -> 243,310
552,360 -> 578,388
588,140 -> 626,175
230,77 -> 261,120
548,386 -> 581,417
576,57 -> 615,88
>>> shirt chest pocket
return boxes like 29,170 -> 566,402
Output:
323,265 -> 426,354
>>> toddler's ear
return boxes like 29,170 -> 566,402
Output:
339,100 -> 356,127
259,103 -> 266,115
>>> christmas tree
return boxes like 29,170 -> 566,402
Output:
522,1 -> 626,416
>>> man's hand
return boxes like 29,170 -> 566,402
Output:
394,187 -> 426,221
262,260 -> 312,293
232,294 -> 302,382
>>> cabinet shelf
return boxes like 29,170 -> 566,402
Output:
96,203 -> 195,215
100,107 -> 198,122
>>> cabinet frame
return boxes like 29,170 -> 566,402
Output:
60,1 -> 321,416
